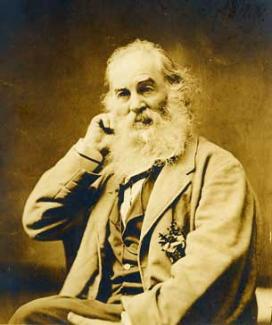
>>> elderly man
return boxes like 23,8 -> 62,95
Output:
10,40 -> 258,325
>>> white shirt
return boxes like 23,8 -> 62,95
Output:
120,177 -> 146,226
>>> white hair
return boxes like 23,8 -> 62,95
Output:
101,40 -> 196,178
103,39 -> 195,113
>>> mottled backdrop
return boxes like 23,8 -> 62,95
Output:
0,0 -> 271,321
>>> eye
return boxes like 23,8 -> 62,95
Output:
138,84 -> 154,95
117,89 -> 130,98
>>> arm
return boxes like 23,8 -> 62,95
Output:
123,157 -> 258,324
23,113 -> 115,241
22,140 -> 104,240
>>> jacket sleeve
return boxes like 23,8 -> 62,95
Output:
22,139 -> 104,241
123,156 -> 258,324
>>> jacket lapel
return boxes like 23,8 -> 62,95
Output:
95,176 -> 119,241
140,136 -> 198,242
61,176 -> 117,296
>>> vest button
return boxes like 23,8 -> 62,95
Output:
123,263 -> 131,270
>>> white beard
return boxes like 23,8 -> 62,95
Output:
104,93 -> 192,180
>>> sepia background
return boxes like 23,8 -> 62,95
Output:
0,0 -> 271,323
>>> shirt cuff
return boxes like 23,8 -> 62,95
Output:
74,138 -> 103,164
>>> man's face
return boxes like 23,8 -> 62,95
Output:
108,50 -> 169,130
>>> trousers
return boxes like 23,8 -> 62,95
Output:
9,295 -> 123,324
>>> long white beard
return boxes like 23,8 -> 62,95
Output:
105,94 -> 192,180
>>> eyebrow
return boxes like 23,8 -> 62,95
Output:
115,88 -> 129,94
114,78 -> 156,93
137,78 -> 156,87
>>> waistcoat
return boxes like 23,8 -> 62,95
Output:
99,167 -> 162,304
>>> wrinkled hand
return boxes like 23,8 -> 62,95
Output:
83,113 -> 115,155
67,312 -> 121,325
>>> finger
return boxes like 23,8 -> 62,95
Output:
101,117 -> 115,135
95,113 -> 109,129
91,113 -> 105,126
108,114 -> 115,130
92,114 -> 103,125
102,115 -> 110,129
68,312 -> 92,325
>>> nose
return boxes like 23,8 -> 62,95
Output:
129,93 -> 147,114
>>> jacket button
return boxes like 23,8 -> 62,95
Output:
123,263 -> 131,270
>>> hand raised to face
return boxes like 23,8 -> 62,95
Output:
83,113 -> 116,156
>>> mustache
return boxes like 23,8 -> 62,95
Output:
106,94 -> 192,179
131,106 -> 170,128
134,113 -> 153,125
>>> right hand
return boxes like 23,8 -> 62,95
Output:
83,113 -> 115,155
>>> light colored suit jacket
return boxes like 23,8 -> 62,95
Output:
23,136 -> 258,324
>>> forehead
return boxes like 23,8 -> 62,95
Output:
108,50 -> 164,89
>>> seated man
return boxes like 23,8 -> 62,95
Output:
10,40 -> 258,325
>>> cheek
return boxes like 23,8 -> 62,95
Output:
110,99 -> 130,117
148,92 -> 168,111
115,113 -> 135,132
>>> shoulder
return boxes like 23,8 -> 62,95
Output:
194,136 -> 246,178
196,136 -> 243,166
